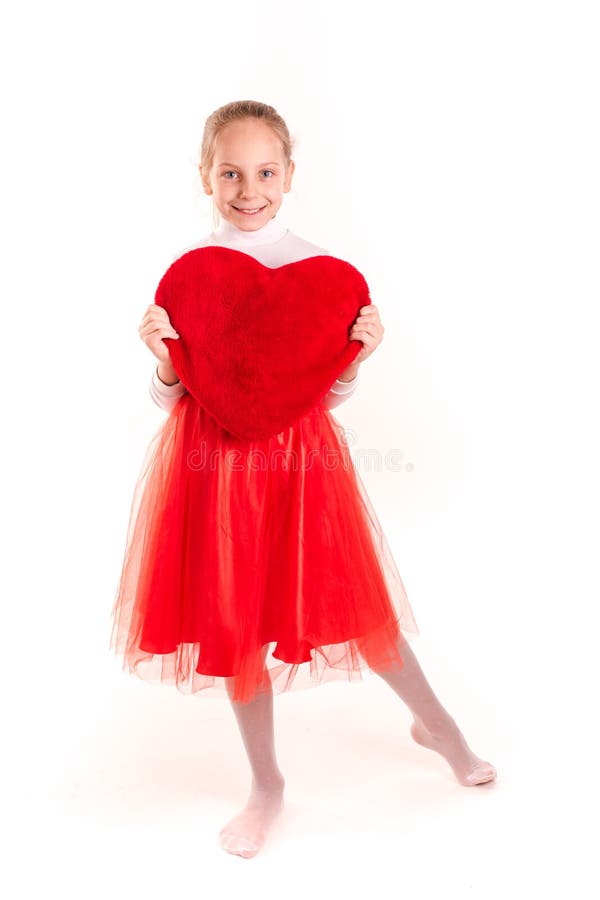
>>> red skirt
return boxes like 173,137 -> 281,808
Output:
110,393 -> 419,704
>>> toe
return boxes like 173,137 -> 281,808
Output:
219,832 -> 259,857
466,765 -> 497,784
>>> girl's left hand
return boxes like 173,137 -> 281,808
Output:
350,304 -> 385,364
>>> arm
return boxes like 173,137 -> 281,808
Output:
149,365 -> 187,413
322,358 -> 360,410
322,372 -> 359,410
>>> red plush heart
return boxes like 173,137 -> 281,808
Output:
154,246 -> 370,439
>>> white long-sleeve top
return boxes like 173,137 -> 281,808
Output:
150,212 -> 360,415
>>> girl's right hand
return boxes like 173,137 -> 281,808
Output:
139,303 -> 180,364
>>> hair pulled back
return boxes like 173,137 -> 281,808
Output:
198,100 -> 295,227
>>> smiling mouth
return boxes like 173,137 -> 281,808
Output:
233,205 -> 267,215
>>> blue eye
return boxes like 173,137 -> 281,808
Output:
222,170 -> 274,179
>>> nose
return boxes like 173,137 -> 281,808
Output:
238,179 -> 260,198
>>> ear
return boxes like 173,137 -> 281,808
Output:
283,159 -> 295,193
199,165 -> 212,195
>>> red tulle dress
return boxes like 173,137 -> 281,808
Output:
110,222 -> 419,704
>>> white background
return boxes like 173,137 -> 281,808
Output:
2,0 -> 598,896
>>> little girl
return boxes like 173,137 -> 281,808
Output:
110,99 -> 496,859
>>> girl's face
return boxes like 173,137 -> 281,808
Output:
201,118 -> 295,230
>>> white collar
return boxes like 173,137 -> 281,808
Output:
212,211 -> 288,247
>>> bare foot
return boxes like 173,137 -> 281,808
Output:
218,778 -> 285,859
410,716 -> 497,786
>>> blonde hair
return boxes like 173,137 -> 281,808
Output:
198,100 -> 295,229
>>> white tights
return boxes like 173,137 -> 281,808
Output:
218,636 -> 496,858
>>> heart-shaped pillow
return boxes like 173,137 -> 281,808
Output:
154,245 -> 370,440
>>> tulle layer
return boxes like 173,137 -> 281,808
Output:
110,393 -> 419,704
